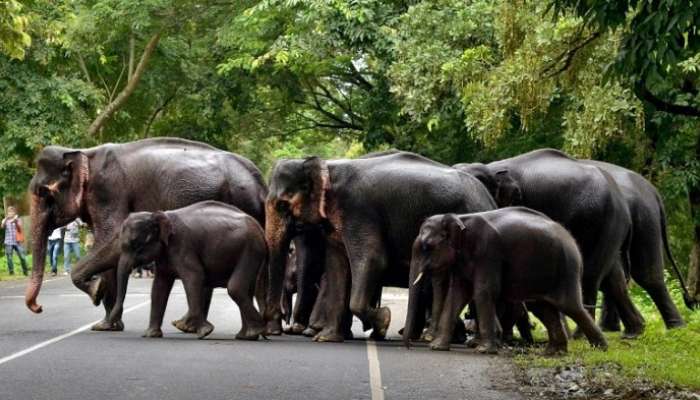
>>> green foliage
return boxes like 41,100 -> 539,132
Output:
0,0 -> 31,59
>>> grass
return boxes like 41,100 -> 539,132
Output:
514,281 -> 700,390
0,248 -> 85,281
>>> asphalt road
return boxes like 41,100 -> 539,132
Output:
0,277 -> 524,400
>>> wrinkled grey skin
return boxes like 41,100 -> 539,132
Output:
454,149 -> 645,338
264,151 -> 496,342
585,160 -> 695,331
407,208 -> 608,355
26,138 -> 266,334
111,201 -> 267,340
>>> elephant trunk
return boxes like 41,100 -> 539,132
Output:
25,195 -> 51,313
404,257 -> 428,348
293,230 -> 324,326
71,232 -> 121,304
264,201 -> 292,324
110,254 -> 133,322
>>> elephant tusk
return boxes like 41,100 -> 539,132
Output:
412,272 -> 424,286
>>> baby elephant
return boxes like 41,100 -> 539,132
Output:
110,201 -> 267,340
407,207 -> 607,355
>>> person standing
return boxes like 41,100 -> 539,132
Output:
2,206 -> 28,276
47,228 -> 62,276
63,219 -> 83,275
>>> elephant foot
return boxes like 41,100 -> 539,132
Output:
572,328 -> 585,340
599,321 -> 621,332
236,324 -> 264,341
312,329 -> 344,343
344,329 -> 354,340
283,322 -> 307,335
196,321 -> 215,339
172,318 -> 198,333
665,319 -> 686,329
543,345 -> 567,356
429,338 -> 450,351
143,327 -> 163,338
420,330 -> 435,343
590,337 -> 608,351
265,319 -> 282,336
87,277 -> 105,307
476,343 -> 499,354
91,319 -> 124,332
621,329 -> 642,340
370,307 -> 391,340
302,327 -> 318,337
451,324 -> 467,344
465,336 -> 481,349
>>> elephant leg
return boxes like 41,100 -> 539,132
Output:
143,272 -> 175,338
575,275 -> 601,339
91,269 -> 124,331
530,302 -> 568,355
313,239 -> 349,343
599,292 -> 621,332
630,259 -> 685,329
172,286 -> 213,334
343,224 -> 391,340
179,266 -> 213,339
557,296 -> 608,351
293,231 -> 324,328
229,255 -> 265,341
421,274 -> 446,342
307,271 -> 328,334
431,276 -> 470,351
600,265 -> 645,339
471,288 -> 501,354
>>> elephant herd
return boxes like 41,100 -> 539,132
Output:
23,137 -> 694,355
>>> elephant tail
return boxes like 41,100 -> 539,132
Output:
621,226 -> 633,282
657,192 -> 697,310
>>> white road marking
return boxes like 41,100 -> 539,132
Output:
366,340 -> 385,400
0,300 -> 151,366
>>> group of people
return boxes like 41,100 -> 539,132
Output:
46,219 -> 86,276
1,206 -> 86,277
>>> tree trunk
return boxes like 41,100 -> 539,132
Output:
87,32 -> 161,136
687,137 -> 700,301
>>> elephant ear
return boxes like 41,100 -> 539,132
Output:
462,216 -> 501,263
62,151 -> 89,210
302,156 -> 330,219
443,214 -> 466,250
153,211 -> 172,245
494,169 -> 522,207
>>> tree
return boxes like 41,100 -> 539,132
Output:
550,0 -> 700,301
0,0 -> 31,59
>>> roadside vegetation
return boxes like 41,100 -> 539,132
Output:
515,282 -> 700,392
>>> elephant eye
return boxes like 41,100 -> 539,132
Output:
276,201 -> 290,214
421,242 -> 432,252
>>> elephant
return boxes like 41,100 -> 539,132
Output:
405,209 -> 608,355
585,160 -> 696,330
454,148 -> 645,338
26,137 -> 267,332
281,229 -> 326,335
107,201 -> 266,340
264,151 -> 496,342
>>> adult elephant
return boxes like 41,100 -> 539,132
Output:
25,137 -> 268,332
454,148 -> 645,338
264,151 -> 496,342
586,160 -> 696,330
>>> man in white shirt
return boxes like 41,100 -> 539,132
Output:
63,219 -> 84,275
47,228 -> 62,276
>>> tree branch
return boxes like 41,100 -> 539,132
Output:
143,90 -> 178,137
128,31 -> 135,83
88,32 -> 162,136
76,53 -> 91,84
541,32 -> 601,78
634,82 -> 700,117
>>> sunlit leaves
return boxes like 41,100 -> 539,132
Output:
0,0 -> 31,59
